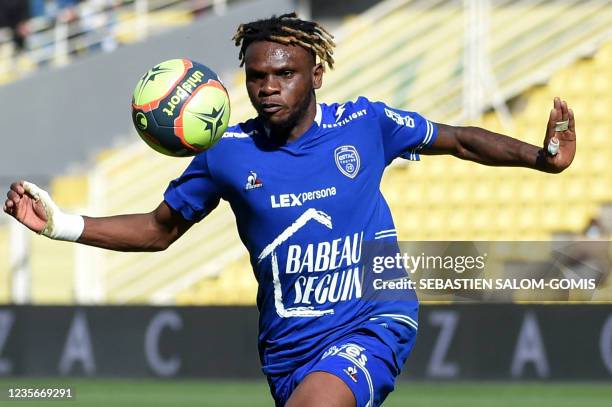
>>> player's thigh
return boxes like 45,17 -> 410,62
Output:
285,371 -> 355,407
287,333 -> 398,407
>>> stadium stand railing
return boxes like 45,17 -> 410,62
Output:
2,0 -> 611,304
0,222 -> 10,303
0,0 -> 236,85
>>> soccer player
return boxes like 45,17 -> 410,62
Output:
4,13 -> 576,407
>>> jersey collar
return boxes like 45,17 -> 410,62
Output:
314,103 -> 322,126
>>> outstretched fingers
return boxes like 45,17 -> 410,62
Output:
548,106 -> 556,131
556,100 -> 576,143
554,96 -> 561,119
560,99 -> 569,123
548,97 -> 562,133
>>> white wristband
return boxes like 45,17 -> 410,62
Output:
23,181 -> 85,242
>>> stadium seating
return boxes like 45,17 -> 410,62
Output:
180,10 -> 612,303
0,0 -> 207,85
1,0 -> 611,304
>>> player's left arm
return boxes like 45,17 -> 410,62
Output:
422,97 -> 576,173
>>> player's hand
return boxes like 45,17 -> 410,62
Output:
542,97 -> 576,172
3,180 -> 48,233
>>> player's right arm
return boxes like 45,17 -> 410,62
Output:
79,201 -> 193,252
4,180 -> 193,252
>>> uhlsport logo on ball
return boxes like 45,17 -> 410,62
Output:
131,58 -> 231,157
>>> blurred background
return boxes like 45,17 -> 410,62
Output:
0,0 -> 611,406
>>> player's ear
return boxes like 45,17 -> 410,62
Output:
312,62 -> 324,90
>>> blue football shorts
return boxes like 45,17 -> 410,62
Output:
267,322 -> 417,407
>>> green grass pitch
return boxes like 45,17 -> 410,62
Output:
0,379 -> 611,406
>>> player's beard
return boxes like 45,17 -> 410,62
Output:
266,91 -> 314,144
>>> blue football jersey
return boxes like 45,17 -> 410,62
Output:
164,97 -> 437,375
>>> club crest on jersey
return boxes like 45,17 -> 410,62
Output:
334,145 -> 360,179
245,171 -> 263,190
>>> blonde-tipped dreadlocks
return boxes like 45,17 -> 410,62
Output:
232,12 -> 336,70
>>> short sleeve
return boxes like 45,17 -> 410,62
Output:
369,99 -> 438,165
164,151 -> 221,222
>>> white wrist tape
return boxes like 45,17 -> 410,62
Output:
554,120 -> 569,132
23,181 -> 84,242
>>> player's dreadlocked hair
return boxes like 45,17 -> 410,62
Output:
233,12 -> 335,70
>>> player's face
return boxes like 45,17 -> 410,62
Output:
244,41 -> 323,132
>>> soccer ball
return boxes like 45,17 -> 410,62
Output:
131,58 -> 231,157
